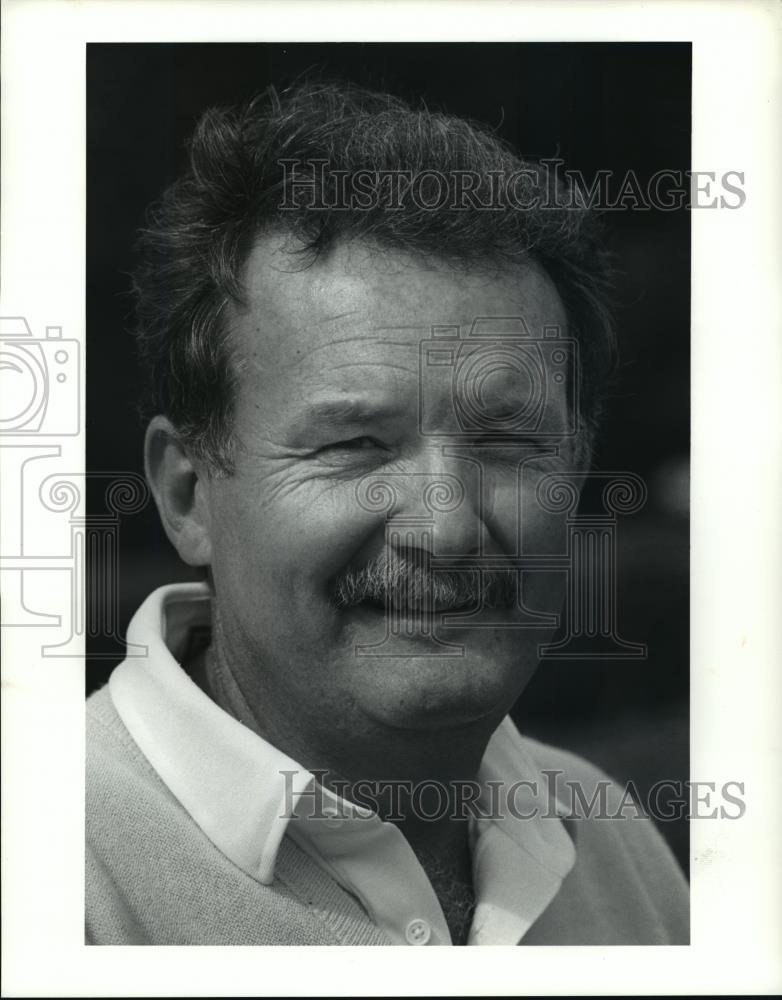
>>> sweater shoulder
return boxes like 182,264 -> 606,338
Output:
87,681 -> 124,740
87,682 -> 153,774
86,680 -> 179,817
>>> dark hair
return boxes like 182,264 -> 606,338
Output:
132,81 -> 616,473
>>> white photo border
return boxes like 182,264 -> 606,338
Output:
1,0 -> 780,995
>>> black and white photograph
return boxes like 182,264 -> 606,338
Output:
85,41 -> 693,947
2,1 -> 780,995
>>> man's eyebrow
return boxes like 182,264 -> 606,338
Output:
290,398 -> 408,431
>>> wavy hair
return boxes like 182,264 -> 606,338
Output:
132,81 -> 616,473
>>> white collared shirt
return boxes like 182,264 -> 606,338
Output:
109,582 -> 576,946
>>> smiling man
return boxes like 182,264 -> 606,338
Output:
86,82 -> 688,946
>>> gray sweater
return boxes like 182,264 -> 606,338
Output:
86,686 -> 689,945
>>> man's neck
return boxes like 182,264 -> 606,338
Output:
190,639 -> 494,819
191,639 -> 488,942
411,823 -> 476,945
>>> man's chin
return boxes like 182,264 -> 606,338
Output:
336,622 -> 535,732
358,668 -> 514,732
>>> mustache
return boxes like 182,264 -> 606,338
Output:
332,551 -> 518,613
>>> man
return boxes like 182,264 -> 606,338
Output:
86,82 -> 688,945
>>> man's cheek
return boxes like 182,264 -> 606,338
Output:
482,478 -> 555,556
277,483 -> 383,570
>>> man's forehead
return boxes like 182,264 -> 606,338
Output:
231,232 -> 568,369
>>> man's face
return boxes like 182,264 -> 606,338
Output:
200,234 -> 582,753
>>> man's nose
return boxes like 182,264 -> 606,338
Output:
390,447 -> 489,557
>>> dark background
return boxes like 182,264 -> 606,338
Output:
87,43 -> 691,870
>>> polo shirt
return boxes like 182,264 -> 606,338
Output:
86,583 -> 689,946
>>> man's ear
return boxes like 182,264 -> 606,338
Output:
144,415 -> 213,567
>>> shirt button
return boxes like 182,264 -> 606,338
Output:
405,918 -> 432,945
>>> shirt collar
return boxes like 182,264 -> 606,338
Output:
109,582 -> 575,943
109,582 -> 315,883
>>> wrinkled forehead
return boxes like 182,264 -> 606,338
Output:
229,233 -> 569,403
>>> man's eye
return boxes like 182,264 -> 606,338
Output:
321,436 -> 380,453
312,436 -> 394,464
